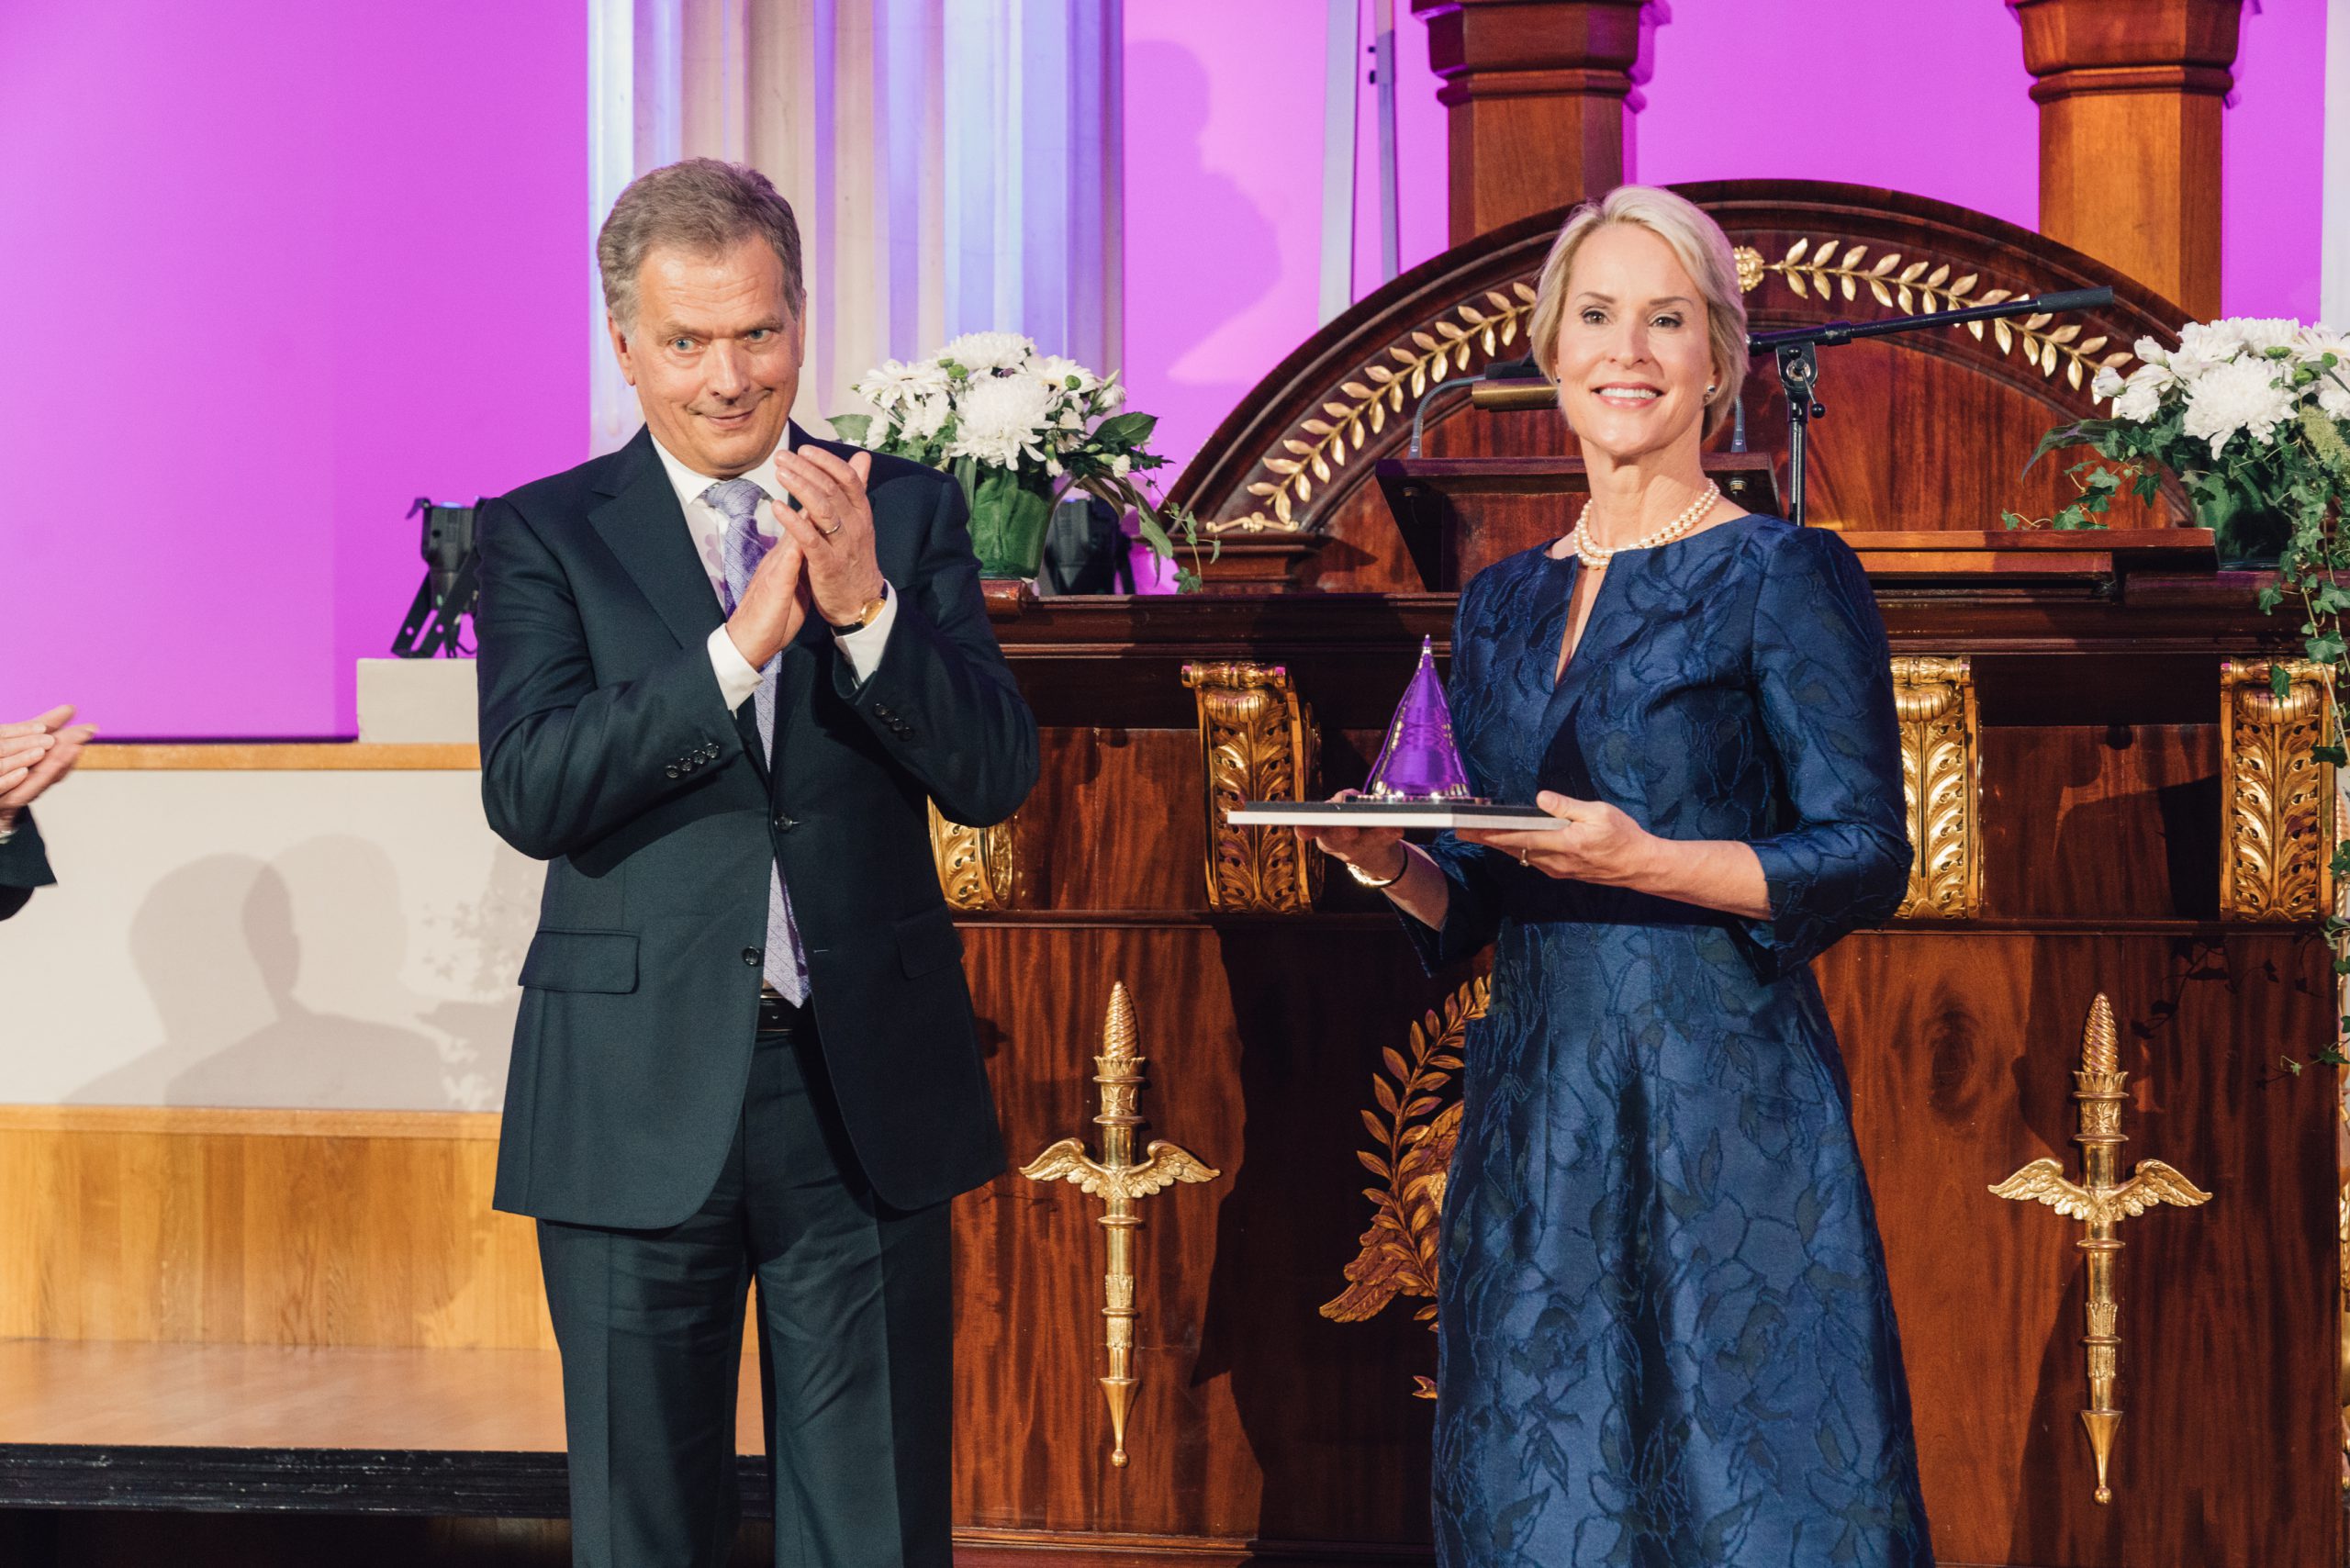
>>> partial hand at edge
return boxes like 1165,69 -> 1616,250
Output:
0,705 -> 97,826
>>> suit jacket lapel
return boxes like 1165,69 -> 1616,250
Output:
586,428 -> 771,785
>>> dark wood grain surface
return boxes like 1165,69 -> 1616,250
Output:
1824,930 -> 2335,1567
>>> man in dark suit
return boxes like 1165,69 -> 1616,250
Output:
474,159 -> 1036,1568
0,706 -> 95,921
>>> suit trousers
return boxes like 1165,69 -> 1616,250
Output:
537,1017 -> 953,1568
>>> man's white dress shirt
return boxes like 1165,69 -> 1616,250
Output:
646,427 -> 899,706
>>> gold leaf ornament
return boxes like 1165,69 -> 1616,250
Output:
1223,288 -> 1542,533
1323,977 -> 1490,1397
1740,238 -> 2129,392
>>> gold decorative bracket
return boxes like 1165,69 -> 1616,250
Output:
928,803 -> 1023,912
1019,982 -> 1220,1468
1892,655 -> 1981,920
1991,994 -> 2213,1504
1182,662 -> 1321,913
2221,659 -> 2334,921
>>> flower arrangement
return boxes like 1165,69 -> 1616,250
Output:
2025,318 -> 2350,1066
2010,318 -> 2350,563
829,331 -> 1212,588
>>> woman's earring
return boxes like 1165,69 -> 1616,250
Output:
1707,383 -> 1718,397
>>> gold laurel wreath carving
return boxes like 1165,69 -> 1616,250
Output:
1890,656 -> 1979,920
1732,240 -> 2135,391
1223,283 -> 1540,534
1220,238 -> 2125,536
1322,975 -> 1489,1399
2219,659 -> 2334,920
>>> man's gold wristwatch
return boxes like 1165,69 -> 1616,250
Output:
826,582 -> 890,635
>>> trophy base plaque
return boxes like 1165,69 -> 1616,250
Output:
1226,801 -> 1550,832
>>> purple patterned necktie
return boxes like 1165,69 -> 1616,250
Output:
702,478 -> 809,1004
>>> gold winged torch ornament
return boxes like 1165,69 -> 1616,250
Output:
1019,982 -> 1220,1468
1990,993 -> 2212,1505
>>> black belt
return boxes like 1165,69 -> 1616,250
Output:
756,988 -> 807,1036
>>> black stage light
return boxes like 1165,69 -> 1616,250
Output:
391,496 -> 484,657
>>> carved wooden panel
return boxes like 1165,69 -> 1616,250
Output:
1169,181 -> 2189,594
1894,656 -> 1981,920
931,803 -> 1024,912
1181,663 -> 1321,914
2219,659 -> 2334,922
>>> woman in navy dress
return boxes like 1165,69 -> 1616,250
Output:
1304,186 -> 1932,1567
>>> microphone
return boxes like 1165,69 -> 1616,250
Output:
1408,356 -> 1558,456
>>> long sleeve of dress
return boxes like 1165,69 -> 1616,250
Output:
1402,829 -> 1512,970
1735,526 -> 1912,979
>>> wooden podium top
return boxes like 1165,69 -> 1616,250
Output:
1371,454 -> 2217,589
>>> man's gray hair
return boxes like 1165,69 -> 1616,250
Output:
597,158 -> 806,333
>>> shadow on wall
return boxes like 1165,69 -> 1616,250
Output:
68,836 -> 521,1110
1125,38 -> 1282,452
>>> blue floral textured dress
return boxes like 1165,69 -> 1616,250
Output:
1403,517 -> 1933,1568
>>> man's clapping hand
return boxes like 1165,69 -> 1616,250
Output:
0,705 -> 96,830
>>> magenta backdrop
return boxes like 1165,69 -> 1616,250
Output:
0,3 -> 2325,734
1125,0 -> 2328,480
0,0 -> 585,738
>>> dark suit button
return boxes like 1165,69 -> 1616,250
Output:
666,766 -> 681,778
873,704 -> 894,718
771,813 -> 797,832
743,947 -> 761,967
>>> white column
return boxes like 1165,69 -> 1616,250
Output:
591,0 -> 1122,450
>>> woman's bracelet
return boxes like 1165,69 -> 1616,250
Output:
1345,843 -> 1412,890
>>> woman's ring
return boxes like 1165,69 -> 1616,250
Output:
1517,847 -> 1529,865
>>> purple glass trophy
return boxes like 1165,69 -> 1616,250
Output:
1224,637 -> 1547,832
1365,637 -> 1476,801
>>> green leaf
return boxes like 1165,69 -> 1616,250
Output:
1091,412 -> 1159,449
826,412 -> 874,446
2271,662 -> 2293,699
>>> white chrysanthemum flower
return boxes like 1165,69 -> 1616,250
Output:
2180,356 -> 2295,457
1111,454 -> 1131,476
948,371 -> 1054,466
2091,365 -> 2126,400
2170,319 -> 2246,380
2132,335 -> 2172,370
939,331 -> 1036,375
899,390 -> 952,442
2112,379 -> 2164,423
2230,317 -> 2301,355
2295,326 -> 2350,412
1032,353 -> 1096,393
856,357 -> 950,409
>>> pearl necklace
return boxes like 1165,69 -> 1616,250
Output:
1566,481 -> 1721,570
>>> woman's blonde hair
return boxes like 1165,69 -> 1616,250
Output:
1528,185 -> 1748,440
